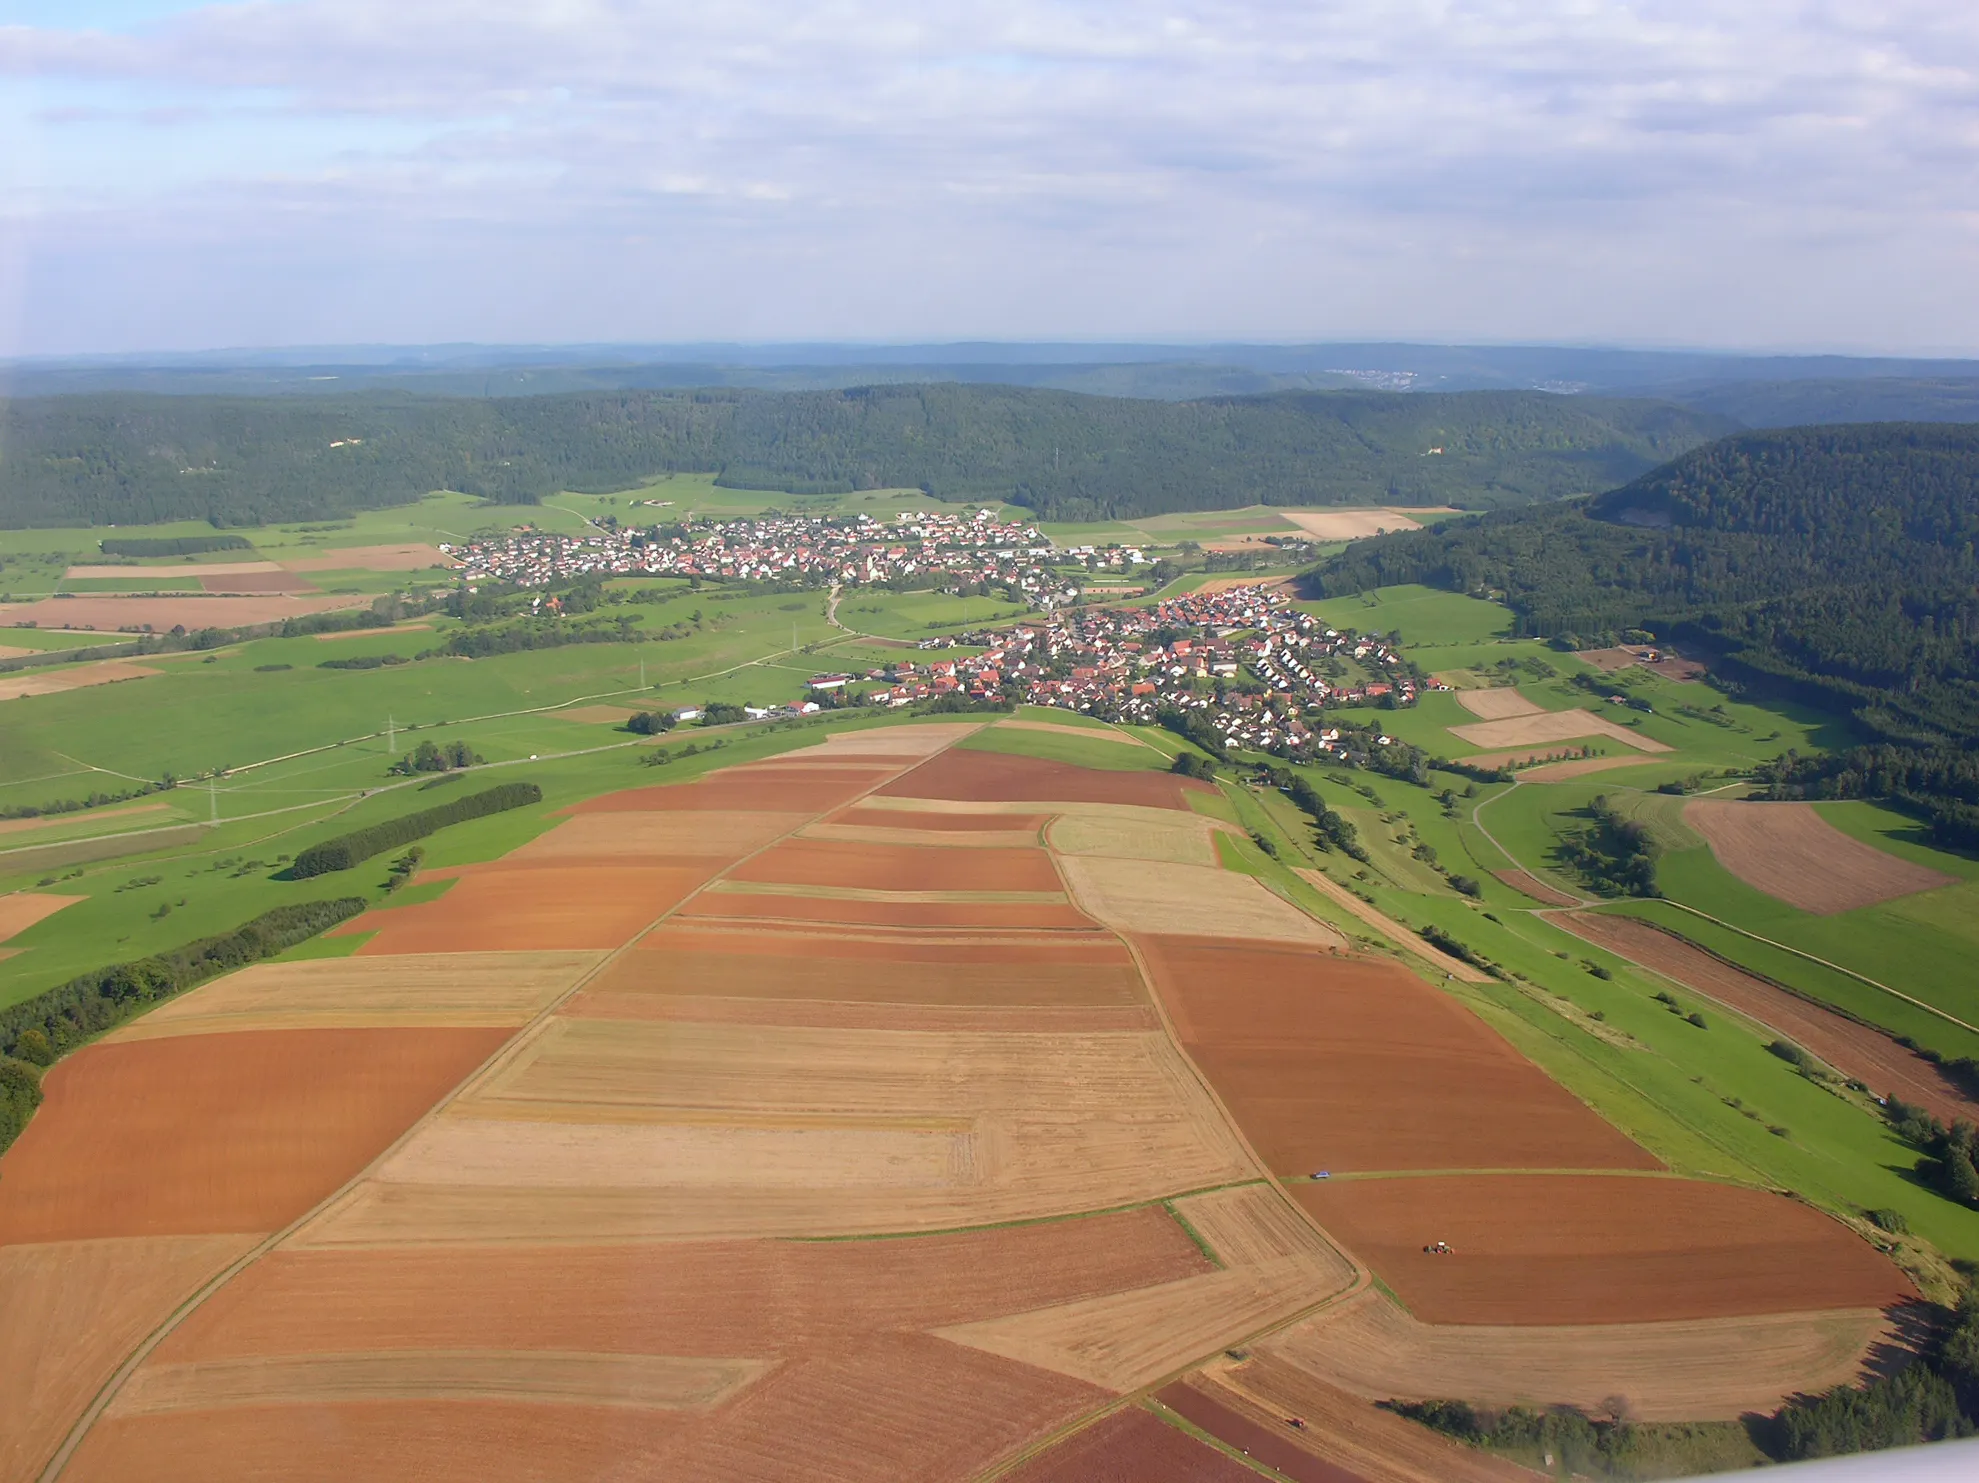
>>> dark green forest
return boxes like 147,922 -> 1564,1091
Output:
1310,423 -> 1979,836
0,385 -> 1732,527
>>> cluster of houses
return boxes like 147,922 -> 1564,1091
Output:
448,509 -> 1084,600
849,583 -> 1423,760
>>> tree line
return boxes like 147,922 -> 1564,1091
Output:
0,385 -> 1734,527
288,781 -> 541,878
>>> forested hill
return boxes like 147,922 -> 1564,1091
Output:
0,385 -> 1733,528
1311,423 -> 1979,753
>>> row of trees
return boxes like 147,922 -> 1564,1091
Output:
289,781 -> 540,877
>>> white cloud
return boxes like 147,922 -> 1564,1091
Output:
1,0 -> 1976,352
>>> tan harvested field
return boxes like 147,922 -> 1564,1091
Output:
879,748 -> 1207,809
0,593 -> 368,629
571,994 -> 1157,1034
1138,936 -> 1657,1175
788,722 -> 982,757
350,864 -> 717,952
1685,799 -> 1955,914
1265,1285 -> 1903,1422
65,561 -> 286,579
1049,809 -> 1226,866
0,1027 -> 508,1244
110,1351 -> 769,1415
1283,509 -> 1425,539
681,891 -> 1095,930
580,942 -> 1147,1009
936,1185 -> 1352,1393
1491,868 -> 1581,906
507,810 -> 808,860
1450,709 -> 1673,753
1558,911 -> 1979,1125
64,1399 -> 699,1483
569,769 -> 897,814
0,802 -> 169,838
1519,756 -> 1655,781
280,542 -> 456,572
0,1234 -> 257,1483
1003,1405 -> 1265,1483
1295,1174 -> 1913,1325
1295,869 -> 1491,982
200,571 -> 315,594
302,1023 -> 1253,1244
800,821 -> 1042,848
834,804 -> 1051,832
1454,688 -> 1544,720
0,891 -> 84,939
1192,1356 -> 1536,1483
157,1207 -> 1211,1360
0,660 -> 162,701
106,952 -> 606,1041
730,837 -> 1065,893
1061,856 -> 1344,946
995,719 -> 1142,746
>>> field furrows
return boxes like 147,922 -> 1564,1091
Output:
348,864 -> 720,953
1062,856 -> 1346,946
1002,1405 -> 1265,1482
799,823 -> 1043,848
876,749 -> 1209,809
1262,1286 -> 1902,1421
511,811 -> 811,859
1047,810 -> 1227,866
1449,709 -> 1673,752
678,894 -> 1096,929
731,837 -> 1066,892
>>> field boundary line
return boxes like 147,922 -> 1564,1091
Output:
36,724 -> 983,1483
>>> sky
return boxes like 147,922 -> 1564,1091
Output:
0,0 -> 1975,358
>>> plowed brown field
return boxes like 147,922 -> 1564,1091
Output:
155,1207 -> 1209,1361
1557,912 -> 1979,1125
281,543 -> 455,572
638,920 -> 1133,965
0,891 -> 83,939
580,943 -> 1146,1008
568,995 -> 1158,1033
879,749 -> 1206,808
1003,1406 -> 1263,1483
1138,937 -> 1656,1175
1157,1382 -> 1369,1483
0,1234 -> 257,1483
350,864 -> 714,952
0,1028 -> 508,1243
508,811 -> 808,860
63,1400 -> 695,1483
730,838 -> 1064,893
680,892 -> 1093,930
1264,1285 -> 1903,1422
833,806 -> 1050,833
1685,800 -> 1955,914
1295,1174 -> 1913,1324
1491,868 -> 1580,905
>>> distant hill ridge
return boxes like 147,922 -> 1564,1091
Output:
0,384 -> 1735,528
1312,420 -> 1979,755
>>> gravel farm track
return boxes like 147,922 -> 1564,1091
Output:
0,721 -> 1925,1483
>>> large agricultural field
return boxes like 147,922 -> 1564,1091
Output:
0,701 -> 1944,1483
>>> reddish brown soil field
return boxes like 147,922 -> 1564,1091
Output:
583,944 -> 1147,1007
1559,912 -> 1979,1126
281,543 -> 456,573
681,893 -> 1095,930
1295,1174 -> 1914,1325
878,749 -> 1206,809
0,1028 -> 506,1243
156,1208 -> 1209,1361
1137,936 -> 1657,1175
1686,800 -> 1954,914
351,865 -> 713,952
660,1336 -> 1108,1483
199,572 -> 315,594
1003,1406 -> 1262,1483
1491,868 -> 1580,906
835,806 -> 1050,833
566,994 -> 1160,1033
641,921 -> 1132,965
1156,1384 -> 1369,1483
65,1400 -> 695,1483
731,838 -> 1064,894
569,770 -> 896,814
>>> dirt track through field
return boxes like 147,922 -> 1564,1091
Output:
1556,911 -> 1979,1125
1685,800 -> 1955,914
1294,869 -> 1490,981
